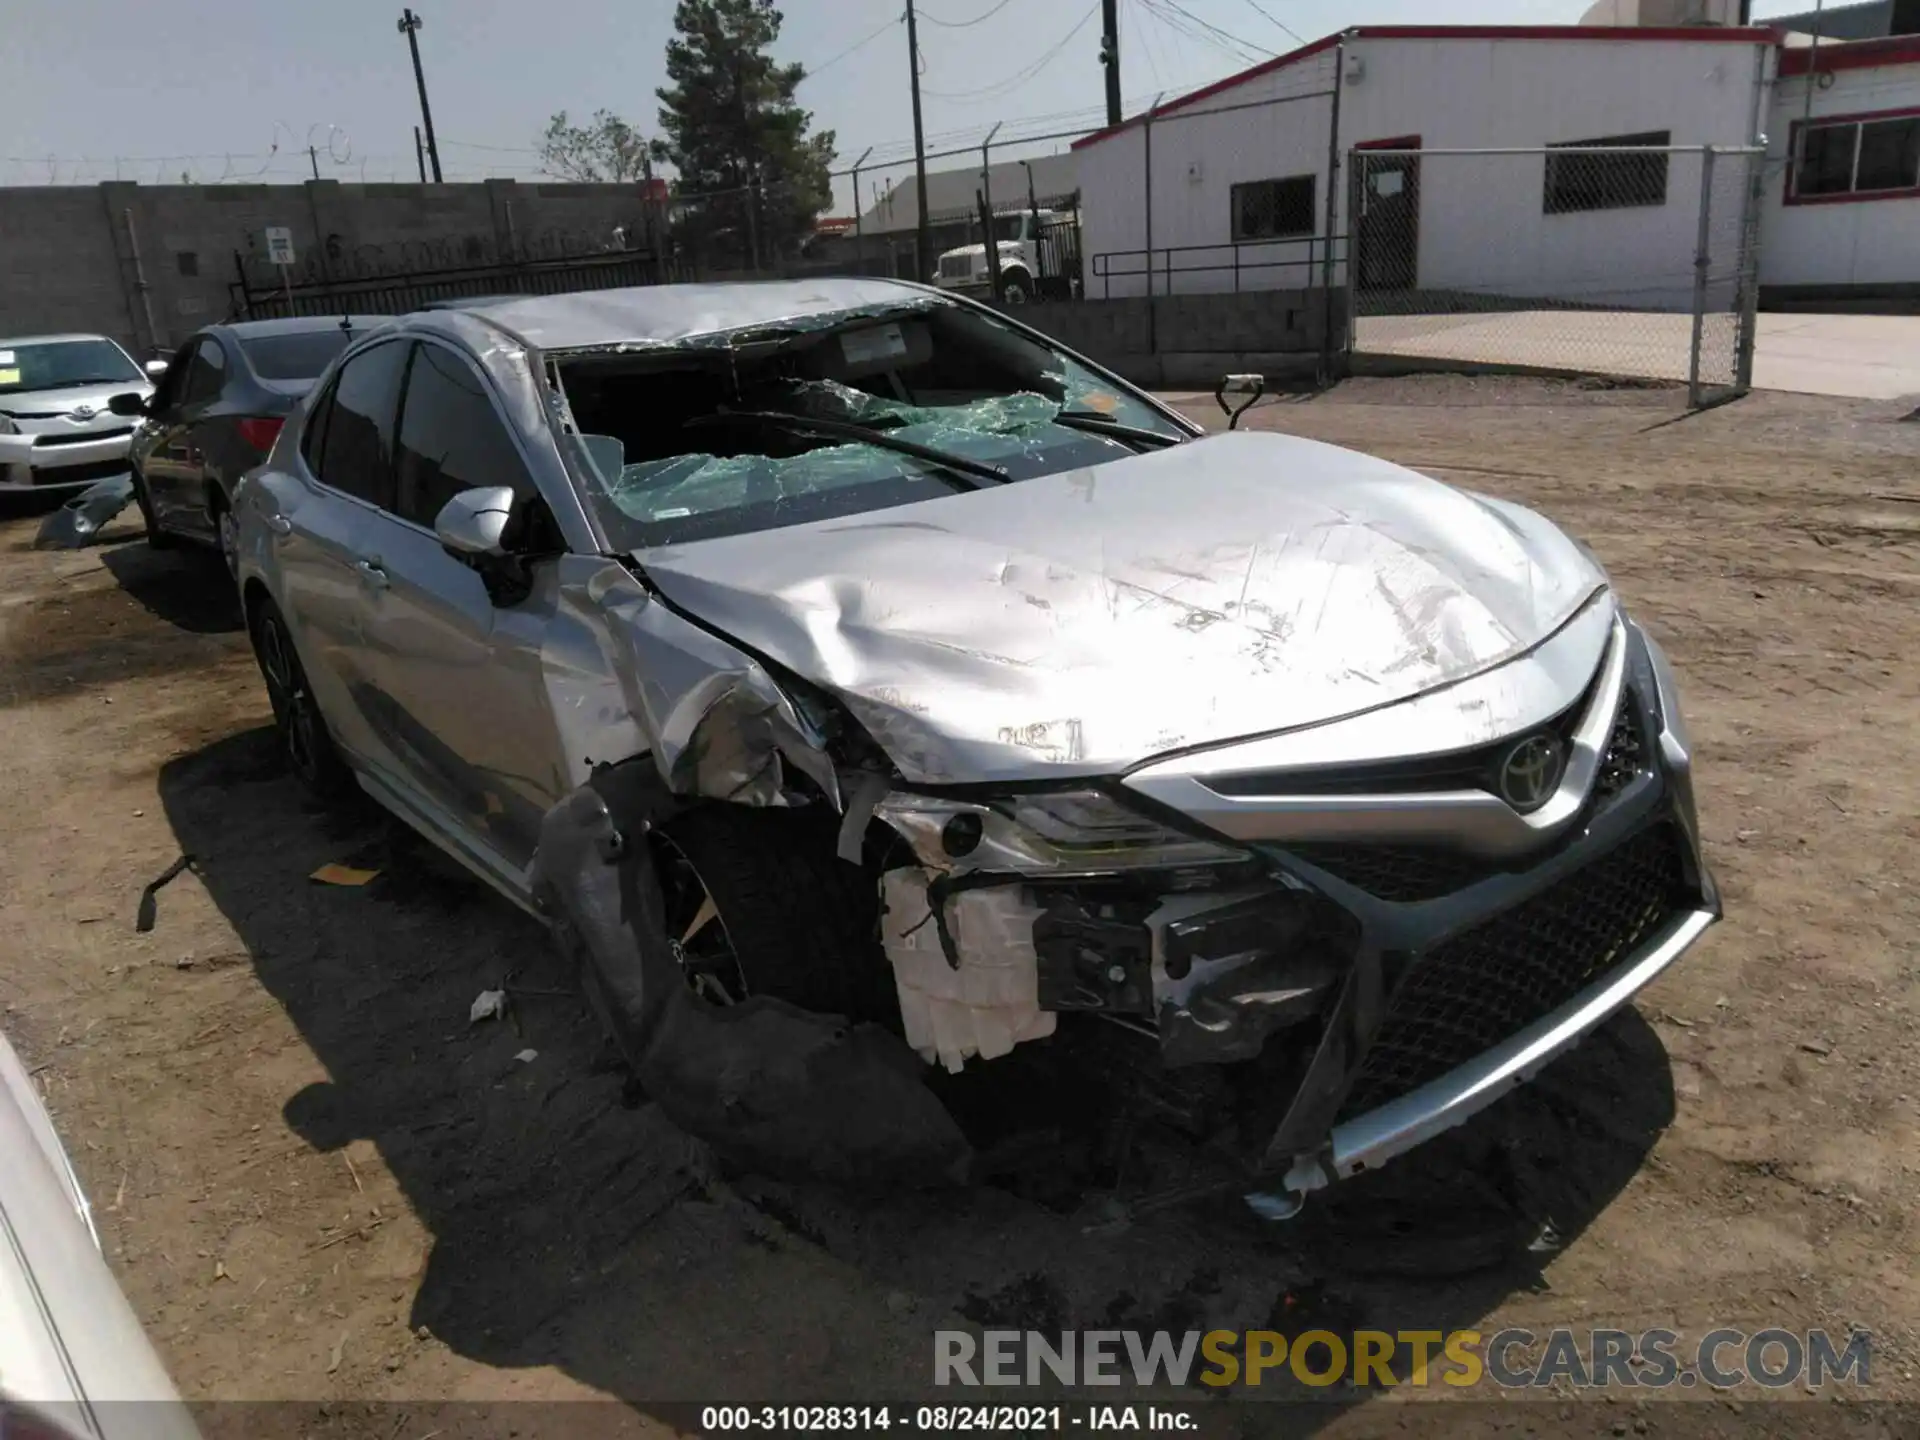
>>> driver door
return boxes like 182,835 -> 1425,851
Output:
353,338 -> 572,877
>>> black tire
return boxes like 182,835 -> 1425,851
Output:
209,488 -> 239,582
652,803 -> 895,1024
1000,271 -> 1032,304
130,468 -> 176,550
248,593 -> 352,799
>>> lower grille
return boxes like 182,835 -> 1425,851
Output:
1287,844 -> 1491,903
1336,821 -> 1687,1119
34,426 -> 134,448
32,458 -> 130,486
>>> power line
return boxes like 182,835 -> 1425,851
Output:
1138,0 -> 1267,63
920,1 -> 1100,100
1232,0 -> 1304,47
1124,0 -> 1167,88
800,12 -> 902,80
918,0 -> 1016,26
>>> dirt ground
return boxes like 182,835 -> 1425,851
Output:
2,374 -> 1917,1436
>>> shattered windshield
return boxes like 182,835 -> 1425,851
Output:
552,298 -> 1192,549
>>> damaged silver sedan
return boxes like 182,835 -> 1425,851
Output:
229,278 -> 1718,1213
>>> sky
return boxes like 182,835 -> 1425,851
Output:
4,0 -> 1806,212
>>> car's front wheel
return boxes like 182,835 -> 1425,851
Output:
648,803 -> 896,1022
1000,271 -> 1031,304
248,593 -> 350,798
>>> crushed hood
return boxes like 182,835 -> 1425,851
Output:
635,430 -> 1607,785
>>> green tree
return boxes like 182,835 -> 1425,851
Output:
537,109 -> 655,184
655,0 -> 835,269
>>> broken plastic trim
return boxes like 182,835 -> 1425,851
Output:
33,474 -> 136,549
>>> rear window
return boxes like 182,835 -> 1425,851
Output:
239,329 -> 362,382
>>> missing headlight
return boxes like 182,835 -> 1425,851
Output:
875,788 -> 1247,876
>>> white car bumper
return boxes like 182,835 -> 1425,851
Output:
0,428 -> 137,491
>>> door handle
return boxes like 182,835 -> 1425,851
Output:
356,558 -> 390,590
265,513 -> 292,537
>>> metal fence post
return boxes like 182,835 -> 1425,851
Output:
1144,103 -> 1157,355
1735,146 -> 1764,396
1319,38 -> 1345,385
1687,145 -> 1717,409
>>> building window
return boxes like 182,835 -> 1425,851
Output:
1792,112 -> 1920,200
1230,175 -> 1317,242
175,250 -> 200,277
1543,130 -> 1671,215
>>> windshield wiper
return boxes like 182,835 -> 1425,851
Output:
1050,410 -> 1184,450
33,377 -> 141,390
683,410 -> 1010,487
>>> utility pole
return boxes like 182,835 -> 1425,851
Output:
397,8 -> 443,183
413,125 -> 427,183
905,0 -> 932,281
1099,0 -> 1122,126
308,146 -> 320,180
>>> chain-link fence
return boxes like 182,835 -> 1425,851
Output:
1348,144 -> 1763,406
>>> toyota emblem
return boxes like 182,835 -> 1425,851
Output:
1497,733 -> 1566,813
69,404 -> 96,421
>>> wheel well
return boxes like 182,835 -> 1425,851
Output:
240,576 -> 271,634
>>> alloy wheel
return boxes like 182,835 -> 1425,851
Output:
257,614 -> 323,782
217,507 -> 239,581
651,832 -> 750,1005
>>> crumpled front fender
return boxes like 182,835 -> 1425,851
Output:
529,763 -> 971,1189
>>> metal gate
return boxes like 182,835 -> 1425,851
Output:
229,246 -> 665,321
1034,217 -> 1083,301
1347,143 -> 1764,406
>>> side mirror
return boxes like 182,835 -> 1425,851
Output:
144,359 -> 170,381
107,391 -> 148,418
433,485 -> 517,560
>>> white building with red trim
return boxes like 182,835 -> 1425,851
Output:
1071,25 -> 1777,309
1764,32 -> 1920,304
1069,20 -> 1920,311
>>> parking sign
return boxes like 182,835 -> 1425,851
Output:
264,226 -> 296,267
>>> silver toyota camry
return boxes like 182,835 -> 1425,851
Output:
230,278 -> 1717,1209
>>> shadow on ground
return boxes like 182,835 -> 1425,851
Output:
101,539 -> 242,635
159,728 -> 1676,1421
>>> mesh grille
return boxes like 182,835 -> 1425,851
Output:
1337,821 -> 1686,1119
1286,844 -> 1490,904
1594,698 -> 1645,802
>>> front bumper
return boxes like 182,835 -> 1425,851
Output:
876,610 -> 1718,1195
1285,904 -> 1714,1197
0,430 -> 137,491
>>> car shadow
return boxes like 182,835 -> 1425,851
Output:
101,539 -> 243,635
159,728 -> 1676,1423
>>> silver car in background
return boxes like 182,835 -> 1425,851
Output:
230,278 -> 1717,1209
0,335 -> 162,495
0,1030 -> 199,1439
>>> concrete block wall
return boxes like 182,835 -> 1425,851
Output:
0,180 -> 653,354
1006,287 -> 1347,387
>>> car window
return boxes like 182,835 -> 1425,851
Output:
0,337 -> 143,395
148,340 -> 198,412
182,337 -> 227,405
300,380 -> 335,474
240,328 -> 363,382
315,340 -> 408,507
392,341 -> 533,529
555,299 -> 1193,550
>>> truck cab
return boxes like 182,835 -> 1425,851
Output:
932,208 -> 1075,305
